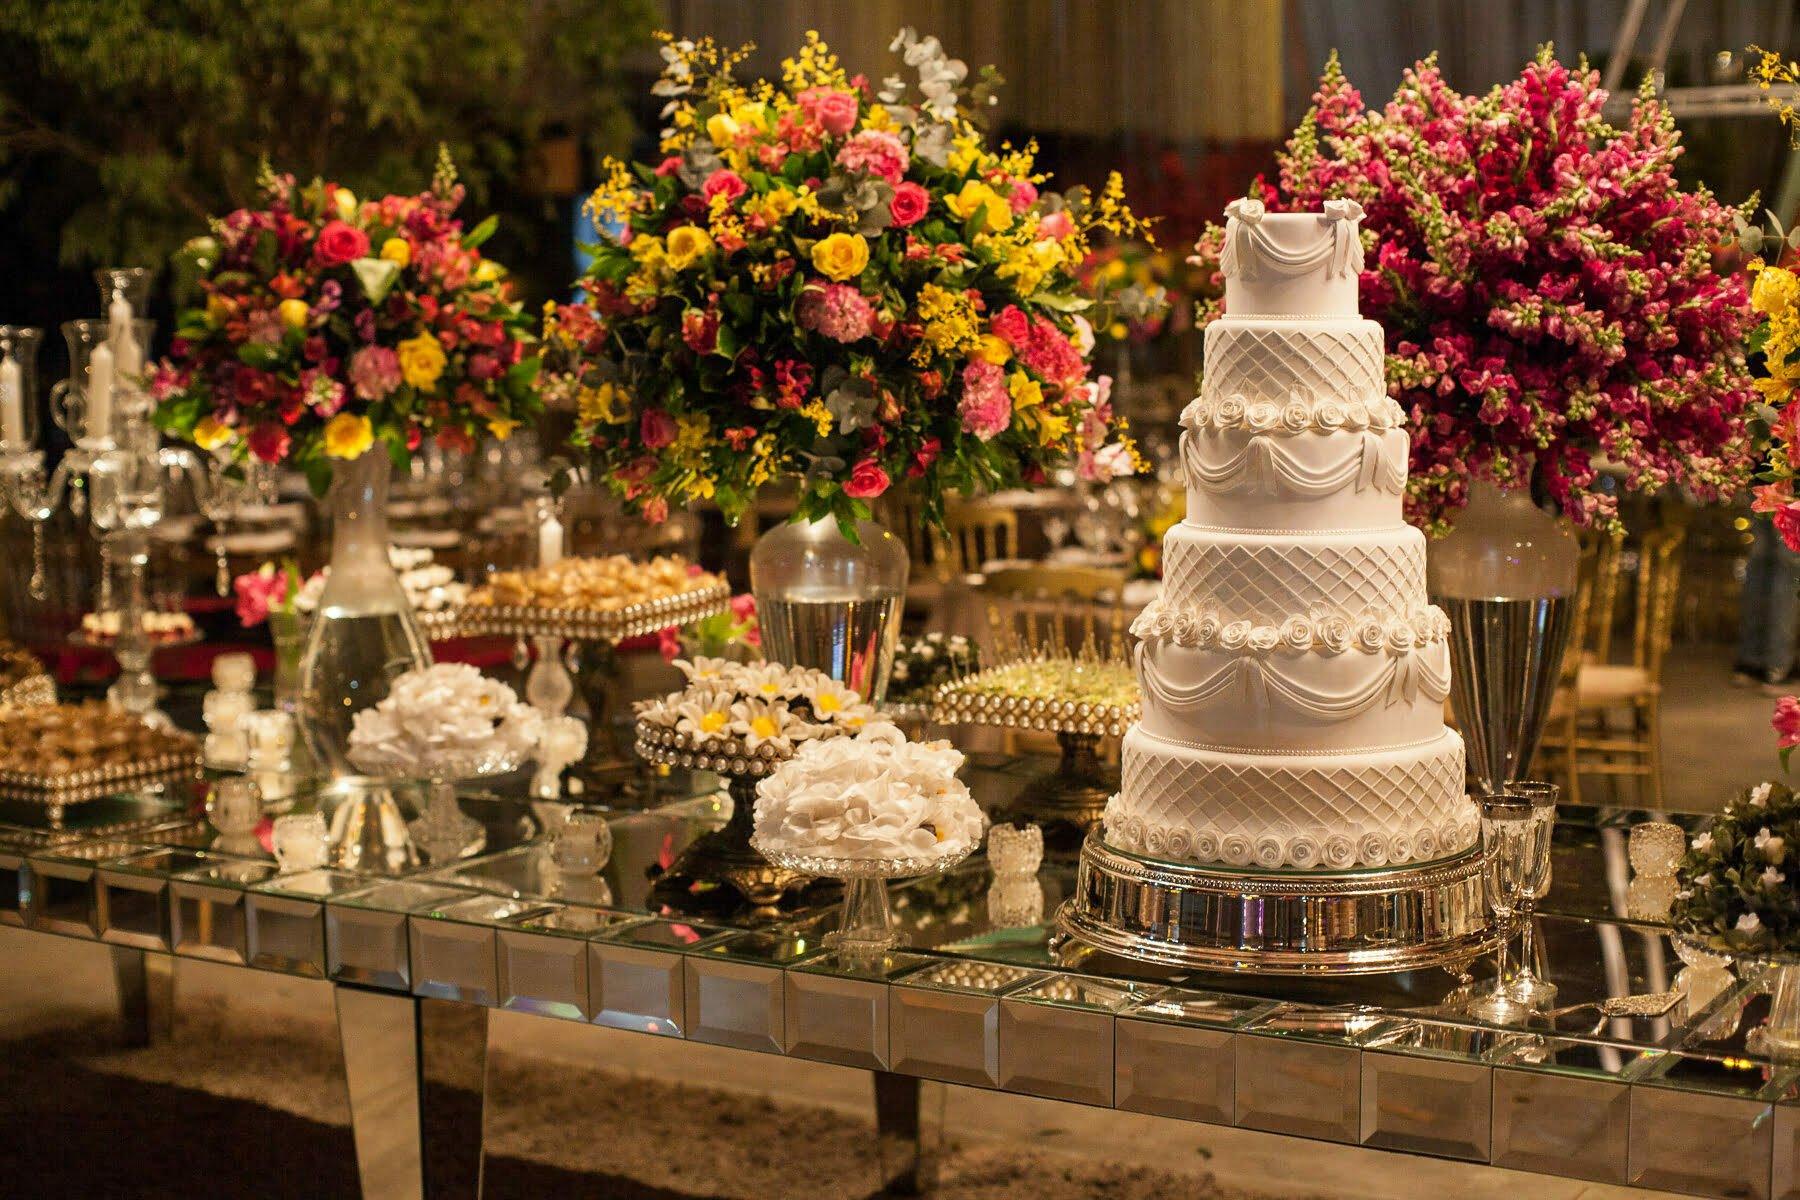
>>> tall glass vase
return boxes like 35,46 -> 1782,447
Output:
750,516 -> 908,701
1428,478 -> 1579,796
297,448 -> 430,775
269,611 -> 306,715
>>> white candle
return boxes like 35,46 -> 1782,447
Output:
0,356 -> 21,446
109,296 -> 142,382
86,342 -> 114,442
539,513 -> 565,566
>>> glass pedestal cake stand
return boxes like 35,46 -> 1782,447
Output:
456,582 -> 730,786
932,678 -> 1136,848
343,745 -> 528,871
751,842 -> 974,957
633,721 -> 831,916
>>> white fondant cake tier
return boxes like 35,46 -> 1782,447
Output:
1181,424 -> 1409,531
1220,209 -> 1363,317
1199,318 -> 1385,410
1106,726 -> 1474,870
1159,524 -> 1429,621
1134,634 -> 1451,753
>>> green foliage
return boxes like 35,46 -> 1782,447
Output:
0,0 -> 657,267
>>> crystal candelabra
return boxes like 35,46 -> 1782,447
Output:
0,270 -> 264,723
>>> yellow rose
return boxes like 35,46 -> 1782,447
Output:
333,188 -> 358,220
380,237 -> 412,267
396,332 -> 447,390
321,412 -> 375,460
945,180 -> 1012,232
972,334 -> 1011,365
811,232 -> 870,282
665,225 -> 715,271
706,112 -> 740,146
193,415 -> 234,450
1754,264 -> 1800,316
277,298 -> 310,330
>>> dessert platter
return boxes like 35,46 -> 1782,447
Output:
0,641 -> 55,709
1056,200 -> 1492,973
73,609 -> 198,648
459,554 -> 730,642
0,700 -> 199,827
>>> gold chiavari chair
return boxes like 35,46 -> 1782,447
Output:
943,496 -> 1019,578
1541,527 -> 1685,808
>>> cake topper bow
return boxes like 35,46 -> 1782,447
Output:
1220,197 -> 1265,280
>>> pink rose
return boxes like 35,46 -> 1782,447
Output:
640,409 -> 677,449
990,305 -> 1031,350
843,459 -> 891,500
702,169 -> 748,205
314,220 -> 370,267
889,181 -> 930,228
657,625 -> 681,663
1008,179 -> 1039,213
1775,696 -> 1800,749
1037,210 -> 1074,239
798,86 -> 859,136
654,157 -> 683,178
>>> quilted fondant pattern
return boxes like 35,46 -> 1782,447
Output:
1160,527 -> 1427,622
1200,323 -> 1384,407
1107,726 -> 1474,868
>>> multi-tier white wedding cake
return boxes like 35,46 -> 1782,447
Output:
1101,198 -> 1475,871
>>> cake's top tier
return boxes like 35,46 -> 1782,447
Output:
1220,198 -> 1364,319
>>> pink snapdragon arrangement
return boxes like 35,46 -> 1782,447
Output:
1190,50 -> 1758,534
233,562 -> 303,627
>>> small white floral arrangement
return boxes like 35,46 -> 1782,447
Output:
633,658 -> 880,759
888,632 -> 979,704
348,662 -> 542,773
753,723 -> 987,860
1672,779 -> 1800,955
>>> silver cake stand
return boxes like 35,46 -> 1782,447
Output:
1055,831 -> 1499,975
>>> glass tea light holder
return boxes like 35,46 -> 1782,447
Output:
206,777 -> 263,837
272,812 -> 330,873
1629,821 -> 1687,880
242,710 -> 298,772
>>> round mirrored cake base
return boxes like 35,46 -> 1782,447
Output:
1056,831 -> 1498,975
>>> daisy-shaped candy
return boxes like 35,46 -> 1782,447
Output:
674,656 -> 738,686
674,692 -> 733,742
805,678 -> 864,722
731,697 -> 797,755
736,662 -> 806,702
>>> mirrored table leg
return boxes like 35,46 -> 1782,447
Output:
874,1070 -> 944,1196
110,946 -> 174,1047
335,988 -> 491,1200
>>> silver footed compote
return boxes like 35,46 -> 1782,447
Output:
346,743 -> 528,867
751,839 -> 973,957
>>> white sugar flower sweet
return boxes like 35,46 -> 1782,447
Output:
673,656 -> 736,685
738,662 -> 805,701
731,698 -> 796,754
806,678 -> 864,722
674,695 -> 733,742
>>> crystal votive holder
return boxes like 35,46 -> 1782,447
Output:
1629,821 -> 1686,879
272,812 -> 329,873
211,652 -> 258,694
207,777 -> 263,836
242,710 -> 297,771
988,822 -> 1043,877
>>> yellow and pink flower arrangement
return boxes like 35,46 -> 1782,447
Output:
152,153 -> 540,492
541,29 -> 1151,531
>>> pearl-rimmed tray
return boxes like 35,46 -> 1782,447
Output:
931,667 -> 1139,737
0,744 -> 200,807
455,580 -> 731,643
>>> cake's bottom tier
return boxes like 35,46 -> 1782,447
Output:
1103,725 -> 1474,870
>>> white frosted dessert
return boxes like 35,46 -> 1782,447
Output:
1102,198 -> 1474,870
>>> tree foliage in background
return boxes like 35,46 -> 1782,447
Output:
0,0 -> 657,269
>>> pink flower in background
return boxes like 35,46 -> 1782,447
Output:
1037,210 -> 1073,239
1021,316 -> 1086,386
300,368 -> 347,417
232,564 -> 292,627
797,86 -> 859,135
640,409 -> 677,449
1077,443 -> 1134,482
642,496 -> 670,524
836,130 -> 909,184
702,169 -> 748,205
1007,179 -> 1039,213
889,182 -> 930,227
990,305 -> 1031,350
958,359 -> 1010,440
796,283 -> 874,342
657,625 -> 682,663
1775,696 -> 1800,750
247,422 -> 290,464
843,458 -> 891,500
348,345 -> 401,400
